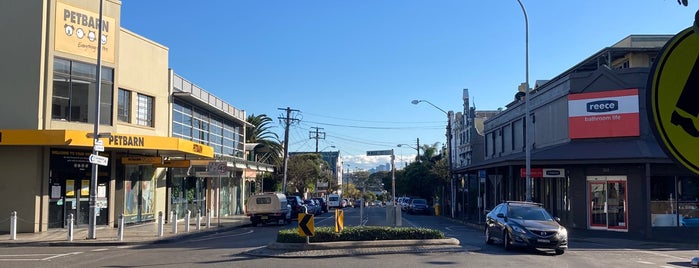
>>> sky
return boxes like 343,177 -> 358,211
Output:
120,0 -> 697,171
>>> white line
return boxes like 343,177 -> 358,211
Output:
0,254 -> 55,257
41,251 -> 83,261
635,260 -> 654,265
188,230 -> 254,242
91,248 -> 109,252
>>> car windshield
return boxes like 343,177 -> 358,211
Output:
412,199 -> 427,205
508,206 -> 553,221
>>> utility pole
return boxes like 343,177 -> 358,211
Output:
278,107 -> 299,194
310,127 -> 325,153
416,138 -> 420,162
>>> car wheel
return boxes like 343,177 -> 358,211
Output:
485,228 -> 494,244
503,230 -> 512,251
555,249 -> 565,255
251,219 -> 259,227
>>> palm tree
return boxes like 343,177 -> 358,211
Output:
246,114 -> 283,165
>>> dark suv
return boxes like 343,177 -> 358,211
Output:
312,197 -> 328,214
286,195 -> 304,220
485,201 -> 568,255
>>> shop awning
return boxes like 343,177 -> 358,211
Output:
0,129 -> 214,158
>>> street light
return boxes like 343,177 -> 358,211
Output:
411,99 -> 454,218
516,0 -> 532,202
397,144 -> 420,163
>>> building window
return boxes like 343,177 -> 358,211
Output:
117,88 -> 131,123
172,99 -> 244,158
52,58 -> 113,125
650,176 -> 699,227
136,93 -> 154,127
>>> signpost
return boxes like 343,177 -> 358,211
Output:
366,149 -> 400,226
88,154 -> 108,166
648,25 -> 699,176
298,213 -> 315,244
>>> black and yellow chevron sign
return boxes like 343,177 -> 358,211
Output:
298,213 -> 314,237
335,209 -> 344,233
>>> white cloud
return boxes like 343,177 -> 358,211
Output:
341,154 -> 417,171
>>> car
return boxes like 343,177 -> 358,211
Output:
244,192 -> 291,226
303,199 -> 320,215
484,201 -> 568,255
327,194 -> 341,209
312,197 -> 328,213
286,195 -> 304,220
407,198 -> 430,215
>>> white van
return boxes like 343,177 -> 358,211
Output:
245,192 -> 291,226
327,194 -> 341,209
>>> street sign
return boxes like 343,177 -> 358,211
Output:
207,161 -> 228,175
335,209 -> 344,233
367,150 -> 392,156
93,139 -> 104,152
89,154 -> 108,166
298,213 -> 315,237
648,26 -> 699,176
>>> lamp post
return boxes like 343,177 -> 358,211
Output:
516,0 -> 532,202
397,143 -> 420,163
411,99 -> 454,218
87,0 -> 105,239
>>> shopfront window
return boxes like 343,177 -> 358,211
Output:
123,165 -> 156,223
650,176 -> 699,227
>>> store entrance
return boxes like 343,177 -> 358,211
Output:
588,176 -> 628,231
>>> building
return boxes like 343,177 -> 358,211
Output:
0,0 -> 272,233
288,151 -> 343,195
455,35 -> 699,242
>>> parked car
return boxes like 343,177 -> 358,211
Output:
485,201 -> 568,255
312,197 -> 328,214
407,198 -> 430,215
244,192 -> 291,226
286,195 -> 304,220
304,199 -> 321,215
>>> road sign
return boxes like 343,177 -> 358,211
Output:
89,154 -> 108,166
648,26 -> 699,175
207,161 -> 228,175
298,213 -> 315,237
335,209 -> 344,233
367,150 -> 392,156
93,139 -> 104,152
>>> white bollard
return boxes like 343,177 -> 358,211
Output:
185,210 -> 191,232
67,213 -> 74,242
9,211 -> 17,241
206,209 -> 211,229
117,214 -> 124,241
172,210 -> 178,234
196,210 -> 202,230
158,211 -> 164,237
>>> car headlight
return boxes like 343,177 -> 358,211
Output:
557,227 -> 568,238
511,225 -> 527,234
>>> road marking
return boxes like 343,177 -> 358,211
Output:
635,261 -> 654,265
41,251 -> 83,261
91,248 -> 109,252
188,229 -> 254,243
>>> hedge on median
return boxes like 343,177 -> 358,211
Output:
277,226 -> 446,243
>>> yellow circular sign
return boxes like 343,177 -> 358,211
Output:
649,27 -> 699,175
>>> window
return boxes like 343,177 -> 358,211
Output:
52,58 -> 113,125
117,88 -> 131,123
650,175 -> 699,227
136,93 -> 154,127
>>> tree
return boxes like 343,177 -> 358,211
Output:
245,114 -> 283,165
285,153 -> 329,195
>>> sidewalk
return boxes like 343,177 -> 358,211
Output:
0,215 -> 251,247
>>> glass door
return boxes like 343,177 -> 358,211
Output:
588,176 -> 628,231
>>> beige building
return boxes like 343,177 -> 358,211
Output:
0,0 -> 228,233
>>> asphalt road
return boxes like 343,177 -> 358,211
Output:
0,206 -> 697,268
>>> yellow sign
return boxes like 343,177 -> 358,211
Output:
298,213 -> 315,237
154,160 -> 191,168
121,156 -> 162,165
54,2 -> 116,63
649,26 -> 699,175
335,209 -> 344,233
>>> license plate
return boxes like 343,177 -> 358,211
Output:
261,216 -> 268,219
537,239 -> 549,243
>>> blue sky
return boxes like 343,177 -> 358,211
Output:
120,1 -> 696,170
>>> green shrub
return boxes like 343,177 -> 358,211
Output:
277,226 -> 446,243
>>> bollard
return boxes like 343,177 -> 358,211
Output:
196,210 -> 202,230
67,213 -> 74,242
206,209 -> 211,229
185,210 -> 191,232
117,214 -> 124,241
9,211 -> 17,241
158,211 -> 164,237
172,210 -> 178,234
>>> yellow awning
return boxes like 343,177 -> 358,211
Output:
0,130 -> 213,158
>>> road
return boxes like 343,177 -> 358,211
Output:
0,205 -> 696,268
